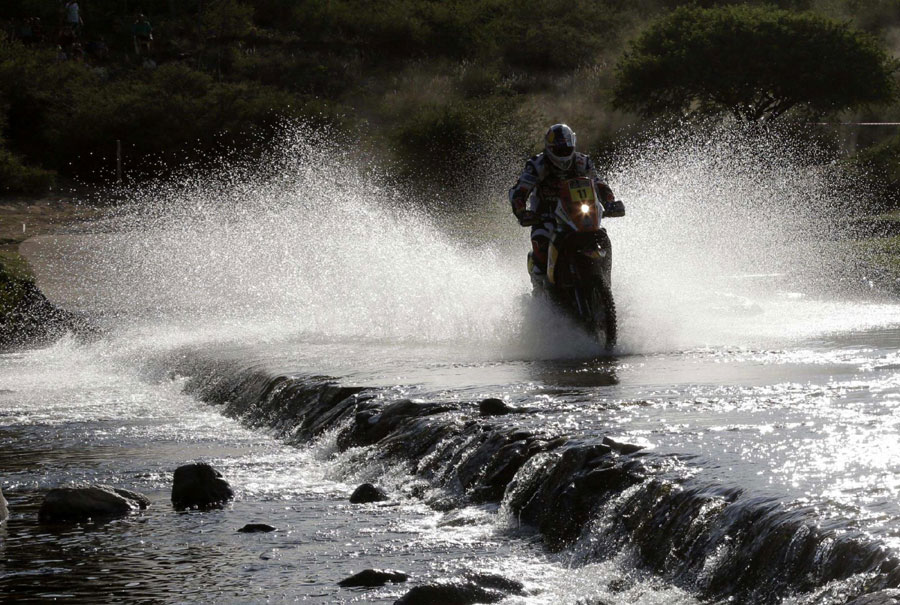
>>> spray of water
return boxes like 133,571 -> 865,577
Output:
609,123 -> 900,352
32,121 -> 900,360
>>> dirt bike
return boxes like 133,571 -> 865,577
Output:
523,177 -> 624,349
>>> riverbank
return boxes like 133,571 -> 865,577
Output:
0,196 -> 100,350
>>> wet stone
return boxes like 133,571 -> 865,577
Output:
479,398 -> 513,416
39,485 -> 148,523
338,568 -> 409,587
111,487 -> 150,509
606,577 -> 634,593
426,495 -> 460,512
601,436 -> 644,455
394,572 -> 525,604
0,486 -> 8,522
461,572 -> 525,595
349,483 -> 388,504
171,463 -> 234,511
848,590 -> 900,605
394,581 -> 505,605
437,509 -> 484,528
237,523 -> 276,533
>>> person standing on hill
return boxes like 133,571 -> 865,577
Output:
133,14 -> 153,56
64,1 -> 83,37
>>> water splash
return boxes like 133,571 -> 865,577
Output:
608,123 -> 900,352
29,121 -> 900,359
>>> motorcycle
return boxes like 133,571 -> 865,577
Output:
523,177 -> 624,349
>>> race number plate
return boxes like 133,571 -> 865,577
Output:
567,178 -> 595,203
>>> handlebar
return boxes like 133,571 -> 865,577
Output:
604,200 -> 626,218
517,200 -> 626,226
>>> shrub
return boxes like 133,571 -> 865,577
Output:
0,142 -> 54,194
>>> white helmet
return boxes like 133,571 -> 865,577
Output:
544,123 -> 576,170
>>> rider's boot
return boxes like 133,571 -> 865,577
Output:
527,251 -> 550,295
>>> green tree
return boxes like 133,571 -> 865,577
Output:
613,6 -> 898,121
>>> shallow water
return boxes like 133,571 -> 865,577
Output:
0,338 -> 706,604
6,125 -> 900,603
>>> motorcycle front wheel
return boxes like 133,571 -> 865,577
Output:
581,278 -> 617,350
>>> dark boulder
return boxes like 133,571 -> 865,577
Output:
461,573 -> 525,595
237,523 -> 276,533
38,485 -> 148,523
394,581 -> 505,605
601,436 -> 645,455
171,463 -> 234,510
350,483 -> 388,504
338,568 -> 409,587
478,398 -> 513,416
0,486 -> 7,522
394,573 -> 525,604
0,267 -> 97,352
848,590 -> 900,605
111,487 -> 150,509
339,399 -> 457,450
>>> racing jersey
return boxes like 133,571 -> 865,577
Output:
508,152 -> 614,219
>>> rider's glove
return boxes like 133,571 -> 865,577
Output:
603,200 -> 626,218
517,210 -> 538,226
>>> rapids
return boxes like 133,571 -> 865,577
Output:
4,125 -> 900,603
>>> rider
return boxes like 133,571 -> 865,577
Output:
508,123 -> 622,288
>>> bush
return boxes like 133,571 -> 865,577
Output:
850,135 -> 900,209
390,97 -> 520,183
42,62 -> 326,180
0,142 -> 54,194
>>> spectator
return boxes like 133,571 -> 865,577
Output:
58,25 -> 76,50
86,37 -> 109,62
55,45 -> 68,62
16,18 -> 34,45
132,14 -> 152,56
64,1 -> 83,37
70,42 -> 84,63
31,18 -> 44,45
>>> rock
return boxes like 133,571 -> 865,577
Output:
461,573 -> 525,595
847,590 -> 900,605
338,568 -> 409,587
349,483 -> 388,504
38,485 -> 148,523
601,436 -> 645,455
606,577 -> 633,593
394,573 -> 525,604
111,487 -> 150,509
0,486 -> 8,522
171,463 -> 234,510
394,581 -> 505,605
237,523 -> 276,533
426,495 -> 460,512
0,267 -> 98,352
437,509 -> 487,528
478,398 -> 513,416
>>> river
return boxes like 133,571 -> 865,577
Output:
3,127 -> 900,603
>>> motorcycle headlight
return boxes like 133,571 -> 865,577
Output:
580,204 -> 590,214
